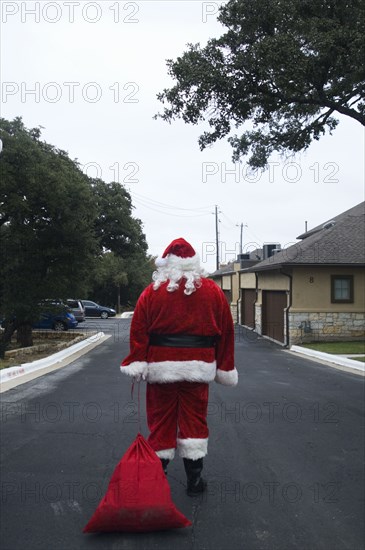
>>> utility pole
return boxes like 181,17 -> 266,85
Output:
236,222 -> 246,255
215,205 -> 219,270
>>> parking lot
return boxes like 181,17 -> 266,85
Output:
76,316 -> 132,338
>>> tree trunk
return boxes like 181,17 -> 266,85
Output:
0,319 -> 17,359
16,323 -> 33,348
117,285 -> 121,314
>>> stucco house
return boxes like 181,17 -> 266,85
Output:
210,255 -> 260,320
238,202 -> 365,346
210,261 -> 240,320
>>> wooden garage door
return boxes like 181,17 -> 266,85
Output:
241,289 -> 256,328
262,291 -> 287,343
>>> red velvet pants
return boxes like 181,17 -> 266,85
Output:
146,381 -> 209,459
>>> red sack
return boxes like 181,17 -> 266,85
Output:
83,433 -> 192,533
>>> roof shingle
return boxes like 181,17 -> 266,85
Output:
246,202 -> 365,272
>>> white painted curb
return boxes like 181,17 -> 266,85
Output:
290,345 -> 365,373
121,311 -> 134,319
0,332 -> 107,384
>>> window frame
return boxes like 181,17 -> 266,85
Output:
331,275 -> 354,304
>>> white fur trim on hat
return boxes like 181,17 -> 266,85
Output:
155,256 -> 167,268
177,438 -> 208,459
155,253 -> 201,271
156,448 -> 176,460
215,367 -> 238,386
120,361 -> 148,378
147,360 -> 216,384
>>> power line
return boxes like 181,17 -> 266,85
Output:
220,211 -> 265,243
132,196 -> 213,218
130,190 -> 214,213
220,212 -> 237,227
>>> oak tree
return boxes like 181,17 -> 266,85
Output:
0,117 -> 97,353
156,0 -> 365,168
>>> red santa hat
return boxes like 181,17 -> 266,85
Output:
155,238 -> 200,270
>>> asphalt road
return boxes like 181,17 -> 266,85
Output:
1,321 -> 364,550
73,316 -> 129,335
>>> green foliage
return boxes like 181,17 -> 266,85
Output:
91,179 -> 148,257
91,251 -> 155,309
120,253 -> 155,305
87,180 -> 151,308
156,0 -> 365,168
0,117 -> 97,325
0,117 -> 152,345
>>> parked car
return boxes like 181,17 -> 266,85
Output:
81,300 -> 116,319
66,299 -> 85,323
34,302 -> 78,331
1,302 -> 78,332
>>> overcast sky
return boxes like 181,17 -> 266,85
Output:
2,0 -> 364,272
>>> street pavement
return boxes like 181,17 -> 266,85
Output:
1,320 -> 364,550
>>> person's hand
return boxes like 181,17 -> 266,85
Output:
133,367 -> 148,383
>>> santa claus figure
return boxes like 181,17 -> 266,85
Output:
121,238 -> 238,495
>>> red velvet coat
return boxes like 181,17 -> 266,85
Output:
121,278 -> 238,386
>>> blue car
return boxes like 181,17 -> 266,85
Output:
33,303 -> 78,331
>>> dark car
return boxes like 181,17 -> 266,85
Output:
81,300 -> 116,319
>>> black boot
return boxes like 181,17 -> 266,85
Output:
160,458 -> 169,475
183,458 -> 207,496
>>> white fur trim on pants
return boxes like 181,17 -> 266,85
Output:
177,437 -> 208,459
156,448 -> 176,460
215,367 -> 238,386
147,360 -> 216,384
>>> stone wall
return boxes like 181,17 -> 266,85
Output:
289,312 -> 365,344
255,304 -> 262,335
230,303 -> 238,324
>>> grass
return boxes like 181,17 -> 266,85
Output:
299,341 -> 365,355
0,332 -> 88,370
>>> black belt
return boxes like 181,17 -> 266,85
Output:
149,333 -> 217,348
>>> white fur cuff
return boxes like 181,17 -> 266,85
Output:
120,361 -> 148,378
147,360 -> 216,384
177,437 -> 208,459
156,448 -> 176,460
215,367 -> 238,386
